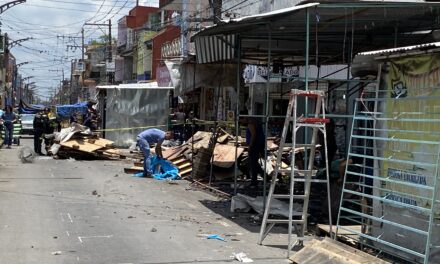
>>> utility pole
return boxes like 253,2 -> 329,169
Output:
0,0 -> 27,108
81,28 -> 85,101
108,19 -> 112,62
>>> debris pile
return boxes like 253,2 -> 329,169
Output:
124,130 -> 246,181
49,123 -> 138,160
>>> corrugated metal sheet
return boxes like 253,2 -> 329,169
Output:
195,34 -> 236,64
192,1 -> 440,64
357,42 -> 440,56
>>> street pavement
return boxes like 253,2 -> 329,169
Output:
0,138 -> 289,264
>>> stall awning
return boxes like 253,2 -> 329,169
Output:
96,82 -> 173,90
192,1 -> 440,64
195,34 -> 236,64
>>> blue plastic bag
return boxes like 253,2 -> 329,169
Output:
150,156 -> 180,180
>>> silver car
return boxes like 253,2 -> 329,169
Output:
20,114 -> 35,135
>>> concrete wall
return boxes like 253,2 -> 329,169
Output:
136,30 -> 157,81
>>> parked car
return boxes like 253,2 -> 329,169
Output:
20,114 -> 35,135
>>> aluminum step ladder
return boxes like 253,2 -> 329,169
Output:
258,89 -> 333,256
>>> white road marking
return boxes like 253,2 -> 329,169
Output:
77,235 -> 113,243
67,213 -> 73,223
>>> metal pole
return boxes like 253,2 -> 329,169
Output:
108,19 -> 112,62
81,28 -> 85,101
303,8 -> 310,182
191,63 -> 196,180
263,27 -> 272,207
234,36 -> 241,195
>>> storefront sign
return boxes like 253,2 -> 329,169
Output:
243,64 -> 299,83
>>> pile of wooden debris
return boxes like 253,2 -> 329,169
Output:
48,123 -> 142,160
124,130 -> 245,180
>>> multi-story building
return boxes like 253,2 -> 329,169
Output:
116,5 -> 159,83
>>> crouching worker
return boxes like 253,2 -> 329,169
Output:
136,128 -> 173,177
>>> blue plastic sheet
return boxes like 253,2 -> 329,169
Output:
206,234 -> 226,242
56,102 -> 88,119
150,156 -> 180,180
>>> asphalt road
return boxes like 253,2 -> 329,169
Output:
0,138 -> 289,264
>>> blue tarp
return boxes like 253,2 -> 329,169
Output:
56,102 -> 88,119
19,101 -> 45,114
150,156 -> 180,180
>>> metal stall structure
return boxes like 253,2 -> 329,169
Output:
339,46 -> 440,264
193,0 -> 440,260
96,82 -> 173,147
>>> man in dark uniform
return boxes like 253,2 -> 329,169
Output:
83,100 -> 99,131
33,108 -> 50,154
246,118 -> 266,188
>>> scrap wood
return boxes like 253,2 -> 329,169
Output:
191,179 -> 231,198
162,145 -> 183,159
124,166 -> 144,174
88,138 -> 115,148
60,139 -> 104,153
212,144 -> 244,168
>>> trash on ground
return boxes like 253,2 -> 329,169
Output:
206,234 -> 226,242
133,172 -> 144,177
233,252 -> 253,263
51,251 -> 62,255
231,193 -> 302,218
18,146 -> 36,163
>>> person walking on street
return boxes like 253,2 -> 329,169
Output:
137,129 -> 173,177
0,106 -> 17,149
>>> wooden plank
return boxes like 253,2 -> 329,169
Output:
124,166 -> 143,174
290,238 -> 390,264
171,158 -> 187,165
60,139 -> 104,153
179,168 -> 192,176
177,162 -> 191,170
163,146 -> 183,159
89,138 -> 115,148
212,144 -> 244,168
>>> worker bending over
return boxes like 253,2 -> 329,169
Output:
137,128 -> 173,177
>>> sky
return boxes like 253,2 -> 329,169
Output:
0,0 -> 159,101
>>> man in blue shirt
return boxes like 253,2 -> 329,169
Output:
137,128 -> 173,177
1,106 -> 17,149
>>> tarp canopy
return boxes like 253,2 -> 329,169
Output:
19,100 -> 45,114
56,102 -> 88,119
193,1 -> 440,64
